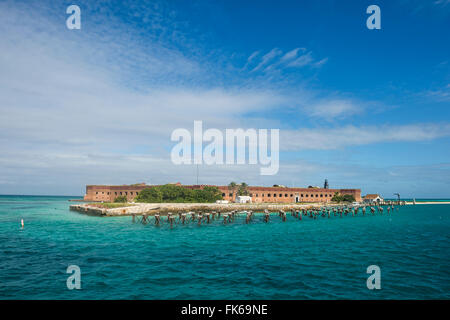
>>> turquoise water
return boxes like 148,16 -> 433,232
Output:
0,195 -> 449,299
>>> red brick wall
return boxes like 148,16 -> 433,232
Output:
216,186 -> 361,203
84,184 -> 362,203
84,185 -> 147,202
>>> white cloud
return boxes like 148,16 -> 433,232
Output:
433,0 -> 450,7
248,47 -> 327,73
0,1 -> 448,196
281,123 -> 450,151
287,52 -> 314,67
252,48 -> 282,72
247,51 -> 260,63
0,1 -> 293,152
424,84 -> 450,102
280,48 -> 303,62
313,58 -> 329,67
308,99 -> 362,119
0,1 -> 310,195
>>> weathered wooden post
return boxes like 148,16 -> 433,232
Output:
264,209 -> 270,223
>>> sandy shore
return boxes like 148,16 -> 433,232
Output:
70,202 -> 338,216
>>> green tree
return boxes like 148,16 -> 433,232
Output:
158,184 -> 183,202
228,182 -> 237,198
238,182 -> 249,196
331,192 -> 343,203
202,186 -> 223,202
331,192 -> 355,203
342,194 -> 356,202
114,195 -> 128,203
135,185 -> 223,203
135,187 -> 163,203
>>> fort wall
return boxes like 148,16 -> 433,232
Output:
84,183 -> 362,203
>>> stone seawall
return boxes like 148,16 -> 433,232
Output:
70,202 -> 328,216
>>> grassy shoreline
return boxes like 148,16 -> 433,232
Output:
88,202 -> 137,209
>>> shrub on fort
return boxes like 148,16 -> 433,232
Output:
135,187 -> 163,203
135,185 -> 222,203
332,192 -> 356,203
114,195 -> 128,203
194,186 -> 223,203
237,182 -> 249,196
343,194 -> 356,202
92,202 -> 135,208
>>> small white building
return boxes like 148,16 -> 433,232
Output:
363,194 -> 384,204
216,200 -> 229,204
235,196 -> 252,203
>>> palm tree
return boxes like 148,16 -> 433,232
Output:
228,182 -> 237,200
238,182 -> 249,196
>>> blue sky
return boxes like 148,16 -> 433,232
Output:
0,0 -> 449,197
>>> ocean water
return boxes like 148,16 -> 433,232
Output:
0,195 -> 449,300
